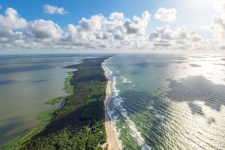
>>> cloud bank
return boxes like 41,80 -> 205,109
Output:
0,6 -> 224,51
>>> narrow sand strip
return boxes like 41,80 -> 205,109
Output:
103,67 -> 120,150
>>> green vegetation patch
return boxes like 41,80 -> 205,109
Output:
37,110 -> 53,122
62,72 -> 74,94
45,96 -> 63,105
2,128 -> 39,150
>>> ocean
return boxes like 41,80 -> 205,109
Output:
0,54 -> 90,146
103,53 -> 225,150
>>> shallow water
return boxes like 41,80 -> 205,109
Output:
105,54 -> 225,150
0,54 -> 86,146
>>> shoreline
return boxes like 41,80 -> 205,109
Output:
102,64 -> 120,150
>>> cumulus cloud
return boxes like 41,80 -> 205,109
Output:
213,0 -> 225,15
26,19 -> 63,41
207,0 -> 225,50
75,11 -> 150,42
109,12 -> 124,21
149,25 -> 203,50
0,7 -> 211,51
0,8 -> 27,30
43,4 -> 68,15
209,17 -> 225,38
209,0 -> 225,38
154,8 -> 177,22
0,8 -> 27,47
79,15 -> 106,32
124,11 -> 151,35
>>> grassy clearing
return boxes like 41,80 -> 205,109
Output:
62,72 -> 74,94
45,96 -> 63,105
37,110 -> 53,122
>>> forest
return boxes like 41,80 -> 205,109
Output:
19,57 -> 109,149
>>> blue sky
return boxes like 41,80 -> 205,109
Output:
0,0 -> 224,53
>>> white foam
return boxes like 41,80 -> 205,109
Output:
102,58 -> 123,149
112,76 -> 120,97
155,114 -> 165,121
123,78 -> 128,83
102,58 -> 151,150
121,76 -> 133,84
141,144 -> 152,150
149,106 -> 154,110
126,118 -> 151,149
149,106 -> 165,121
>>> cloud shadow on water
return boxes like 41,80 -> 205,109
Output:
166,76 -> 225,112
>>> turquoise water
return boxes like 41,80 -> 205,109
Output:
0,54 -> 87,146
104,54 -> 225,150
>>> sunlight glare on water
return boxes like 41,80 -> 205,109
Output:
105,53 -> 225,149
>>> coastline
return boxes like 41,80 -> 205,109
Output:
102,63 -> 120,150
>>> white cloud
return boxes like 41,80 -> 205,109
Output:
66,24 -> 77,36
0,7 -> 217,51
149,25 -> 203,50
207,0 -> 225,49
109,12 -> 124,21
0,5 -> 2,9
209,17 -> 225,38
43,4 -> 68,15
0,8 -> 27,30
154,8 -> 177,22
25,19 -> 63,42
124,11 -> 151,35
213,0 -> 225,15
79,15 -> 106,32
0,8 -> 27,46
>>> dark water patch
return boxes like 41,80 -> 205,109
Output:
188,102 -> 204,116
0,116 -> 25,146
214,63 -> 225,66
207,118 -> 216,124
135,62 -> 171,68
0,80 -> 16,86
0,65 -> 53,74
189,64 -> 201,67
173,61 -> 187,64
31,79 -> 50,83
167,76 -> 225,112
130,71 -> 139,75
171,57 -> 188,60
135,62 -> 151,68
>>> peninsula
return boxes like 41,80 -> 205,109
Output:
3,57 -> 117,150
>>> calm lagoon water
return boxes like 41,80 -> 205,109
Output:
104,53 -> 225,150
0,54 -> 88,146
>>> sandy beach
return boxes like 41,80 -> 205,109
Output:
103,67 -> 120,150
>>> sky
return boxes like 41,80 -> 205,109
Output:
0,0 -> 225,53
